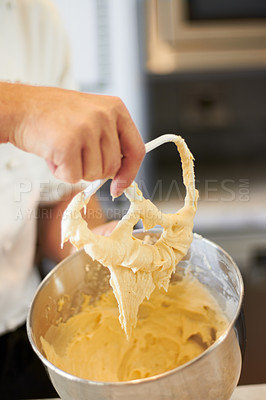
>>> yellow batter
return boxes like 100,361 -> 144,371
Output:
61,135 -> 199,337
41,275 -> 228,382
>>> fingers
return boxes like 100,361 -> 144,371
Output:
98,124 -> 122,179
111,108 -> 145,197
49,132 -> 122,184
37,91 -> 144,189
82,136 -> 103,181
45,159 -> 57,175
52,146 -> 83,183
82,123 -> 121,181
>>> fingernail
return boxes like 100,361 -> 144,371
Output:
110,184 -> 119,199
110,181 -> 123,198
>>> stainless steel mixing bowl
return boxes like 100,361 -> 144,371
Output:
27,231 -> 244,400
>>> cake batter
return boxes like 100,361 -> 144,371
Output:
61,135 -> 199,337
41,274 -> 228,382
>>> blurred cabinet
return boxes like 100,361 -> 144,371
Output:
144,69 -> 266,193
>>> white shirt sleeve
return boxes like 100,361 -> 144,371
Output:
0,0 -> 77,89
0,0 -> 79,334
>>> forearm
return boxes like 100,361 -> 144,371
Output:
0,82 -> 23,144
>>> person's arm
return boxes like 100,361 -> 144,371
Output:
37,194 -> 111,263
0,82 -> 145,197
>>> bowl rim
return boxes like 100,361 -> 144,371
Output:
27,231 -> 244,387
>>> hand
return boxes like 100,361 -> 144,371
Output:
1,82 -> 145,197
91,220 -> 118,236
69,221 -> 118,256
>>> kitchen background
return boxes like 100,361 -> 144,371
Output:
51,0 -> 266,385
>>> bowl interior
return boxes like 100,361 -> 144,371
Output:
28,231 -> 243,360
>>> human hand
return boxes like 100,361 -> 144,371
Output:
91,220 -> 118,236
69,220 -> 118,256
1,82 -> 145,197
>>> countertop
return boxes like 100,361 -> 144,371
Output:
34,384 -> 266,399
231,384 -> 266,399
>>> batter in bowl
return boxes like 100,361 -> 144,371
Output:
41,274 -> 228,382
45,135 -> 228,382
